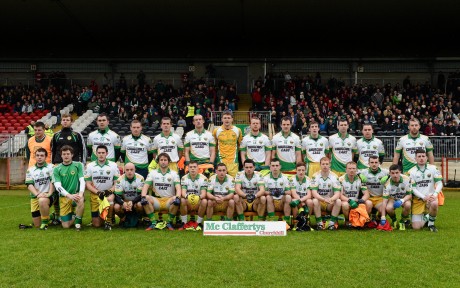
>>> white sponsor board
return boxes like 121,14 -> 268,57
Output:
203,221 -> 287,236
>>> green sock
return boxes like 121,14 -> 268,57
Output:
206,218 -> 213,221
331,216 -> 338,223
258,216 -> 266,221
390,216 -> 397,222
75,216 -> 82,225
147,212 -> 156,222
238,214 -> 245,221
283,216 -> 290,222
41,217 -> 50,225
168,213 -> 175,223
224,217 -> 232,221
400,215 -> 409,222
316,217 -> 322,223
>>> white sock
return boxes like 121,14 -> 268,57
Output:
181,215 -> 188,223
197,216 -> 203,224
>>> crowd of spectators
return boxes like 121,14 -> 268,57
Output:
252,71 -> 460,137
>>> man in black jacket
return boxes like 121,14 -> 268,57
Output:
51,114 -> 86,164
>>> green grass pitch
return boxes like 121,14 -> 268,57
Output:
1,190 -> 459,288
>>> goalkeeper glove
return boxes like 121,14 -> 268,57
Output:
246,194 -> 255,203
348,199 -> 358,209
104,190 -> 113,197
357,199 -> 365,205
97,191 -> 105,200
289,199 -> 301,208
173,197 -> 181,206
140,196 -> 149,206
393,199 -> 403,209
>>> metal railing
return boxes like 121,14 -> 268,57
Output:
210,111 -> 271,135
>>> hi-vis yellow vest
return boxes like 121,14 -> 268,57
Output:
186,106 -> 195,117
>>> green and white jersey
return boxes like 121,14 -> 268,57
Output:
382,174 -> 413,200
87,128 -> 121,161
181,173 -> 208,197
240,132 -> 272,165
184,129 -> 215,163
84,160 -> 120,191
235,171 -> 264,195
329,133 -> 357,173
52,161 -> 84,195
208,174 -> 235,196
289,175 -> 312,198
359,167 -> 389,197
145,168 -> 180,198
301,135 -> 330,163
356,136 -> 385,169
25,163 -> 53,198
408,164 -> 442,198
263,173 -> 291,200
272,132 -> 302,171
152,132 -> 184,162
339,174 -> 367,201
121,134 -> 153,169
395,134 -> 434,172
310,171 -> 341,198
114,173 -> 144,201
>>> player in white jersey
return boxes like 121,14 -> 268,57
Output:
271,117 -> 302,173
263,158 -> 293,229
142,153 -> 181,231
234,159 -> 266,220
25,148 -> 55,229
289,162 -> 314,231
152,117 -> 184,172
310,157 -> 342,230
356,124 -> 385,169
207,163 -> 239,222
121,120 -> 154,179
113,163 -> 145,227
393,118 -> 434,173
380,164 -> 413,230
84,145 -> 120,230
240,116 -> 272,171
339,161 -> 371,228
184,114 -> 216,167
87,113 -> 121,162
359,155 -> 389,225
180,161 -> 208,231
408,149 -> 442,232
329,119 -> 357,177
301,121 -> 330,178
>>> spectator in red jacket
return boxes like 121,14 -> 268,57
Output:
423,121 -> 438,136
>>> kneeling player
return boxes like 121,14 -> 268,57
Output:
408,149 -> 442,232
289,162 -> 314,230
142,153 -> 181,231
207,163 -> 239,221
339,161 -> 372,228
263,158 -> 293,228
311,157 -> 342,230
235,159 -> 266,220
380,164 -> 412,230
26,148 -> 55,229
113,163 -> 145,227
180,161 -> 208,230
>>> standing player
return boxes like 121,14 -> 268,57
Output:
339,161 -> 372,228
301,121 -> 330,178
84,145 -> 120,230
380,164 -> 413,230
51,113 -> 86,165
152,117 -> 184,172
393,118 -> 434,173
179,161 -> 208,230
234,159 -> 266,220
87,113 -> 121,162
408,149 -> 443,232
310,157 -> 342,230
142,153 -> 181,231
121,120 -> 154,179
25,148 -> 55,229
271,117 -> 302,173
359,155 -> 389,224
113,163 -> 145,227
207,163 -> 239,222
289,162 -> 314,230
329,119 -> 357,177
26,121 -> 52,167
240,116 -> 271,171
263,158 -> 293,228
213,110 -> 243,177
52,145 -> 85,231
356,124 -> 385,169
184,114 -> 216,169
